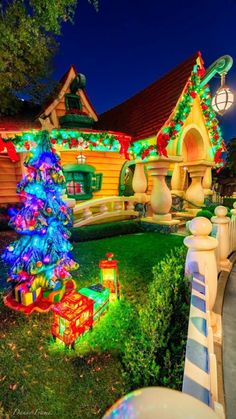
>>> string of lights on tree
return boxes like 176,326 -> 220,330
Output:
128,62 -> 225,168
2,131 -> 78,293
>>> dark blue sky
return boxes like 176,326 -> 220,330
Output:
54,0 -> 236,141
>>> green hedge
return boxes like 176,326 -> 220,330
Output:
223,198 -> 235,209
196,210 -> 213,220
122,246 -> 189,391
70,220 -> 142,242
198,204 -> 233,219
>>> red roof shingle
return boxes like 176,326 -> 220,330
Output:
0,102 -> 40,132
96,53 -> 200,140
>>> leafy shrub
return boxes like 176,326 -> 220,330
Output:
70,220 -> 142,242
122,246 -> 189,391
206,204 -> 218,213
199,205 -> 232,219
196,210 -> 213,220
223,198 -> 235,209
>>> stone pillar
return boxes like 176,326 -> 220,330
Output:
211,206 -> 231,271
185,164 -> 206,213
203,167 -> 213,197
184,217 -> 218,311
132,163 -> 148,203
146,160 -> 172,221
171,163 -> 184,197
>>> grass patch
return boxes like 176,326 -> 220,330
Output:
0,232 -> 184,417
73,232 -> 184,307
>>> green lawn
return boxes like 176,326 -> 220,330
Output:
0,232 -> 184,418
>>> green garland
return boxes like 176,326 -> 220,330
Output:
2,129 -> 131,157
129,62 -> 225,167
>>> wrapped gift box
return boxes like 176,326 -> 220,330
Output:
51,291 -> 94,346
78,283 -> 110,322
42,282 -> 65,303
14,283 -> 41,306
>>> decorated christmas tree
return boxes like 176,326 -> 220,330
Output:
2,131 -> 78,312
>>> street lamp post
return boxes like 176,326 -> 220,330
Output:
200,54 -> 234,116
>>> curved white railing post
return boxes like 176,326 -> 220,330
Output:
184,217 -> 218,312
211,206 -> 231,271
230,202 -> 236,253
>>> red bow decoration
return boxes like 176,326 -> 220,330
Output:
214,147 -> 223,164
157,132 -> 169,157
214,147 -> 225,173
117,135 -> 130,160
0,137 -> 19,162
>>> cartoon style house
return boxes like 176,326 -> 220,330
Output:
0,52 -> 224,227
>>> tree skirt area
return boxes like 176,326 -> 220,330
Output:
0,232 -> 185,418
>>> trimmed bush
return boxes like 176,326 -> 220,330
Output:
70,220 -> 142,242
196,209 -> 214,220
199,205 -> 232,219
223,198 -> 235,209
122,246 -> 189,391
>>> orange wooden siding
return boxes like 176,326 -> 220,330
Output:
0,154 -> 22,204
60,150 -> 126,199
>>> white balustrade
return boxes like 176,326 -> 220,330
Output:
99,203 -> 108,214
184,217 -> 218,311
132,163 -> 148,203
229,202 -> 236,253
211,206 -> 231,271
73,196 -> 139,227
113,201 -> 123,211
82,206 -> 92,219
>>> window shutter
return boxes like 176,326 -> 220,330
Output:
92,173 -> 103,192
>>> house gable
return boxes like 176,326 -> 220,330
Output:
39,65 -> 98,130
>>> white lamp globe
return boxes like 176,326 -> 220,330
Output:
212,86 -> 234,116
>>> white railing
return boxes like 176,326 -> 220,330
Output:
73,196 -> 139,227
229,203 -> 236,254
182,203 -> 236,418
103,204 -> 236,418
212,192 -> 224,204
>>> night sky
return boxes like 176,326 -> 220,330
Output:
54,0 -> 236,142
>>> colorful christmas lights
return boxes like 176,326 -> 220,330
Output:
2,129 -> 131,158
128,60 -> 225,168
51,290 -> 94,347
2,130 -> 78,310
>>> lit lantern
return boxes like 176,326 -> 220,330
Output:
76,153 -> 86,164
99,253 -> 120,300
51,290 -> 94,348
212,74 -> 234,115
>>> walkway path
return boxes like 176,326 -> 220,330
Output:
223,263 -> 236,419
